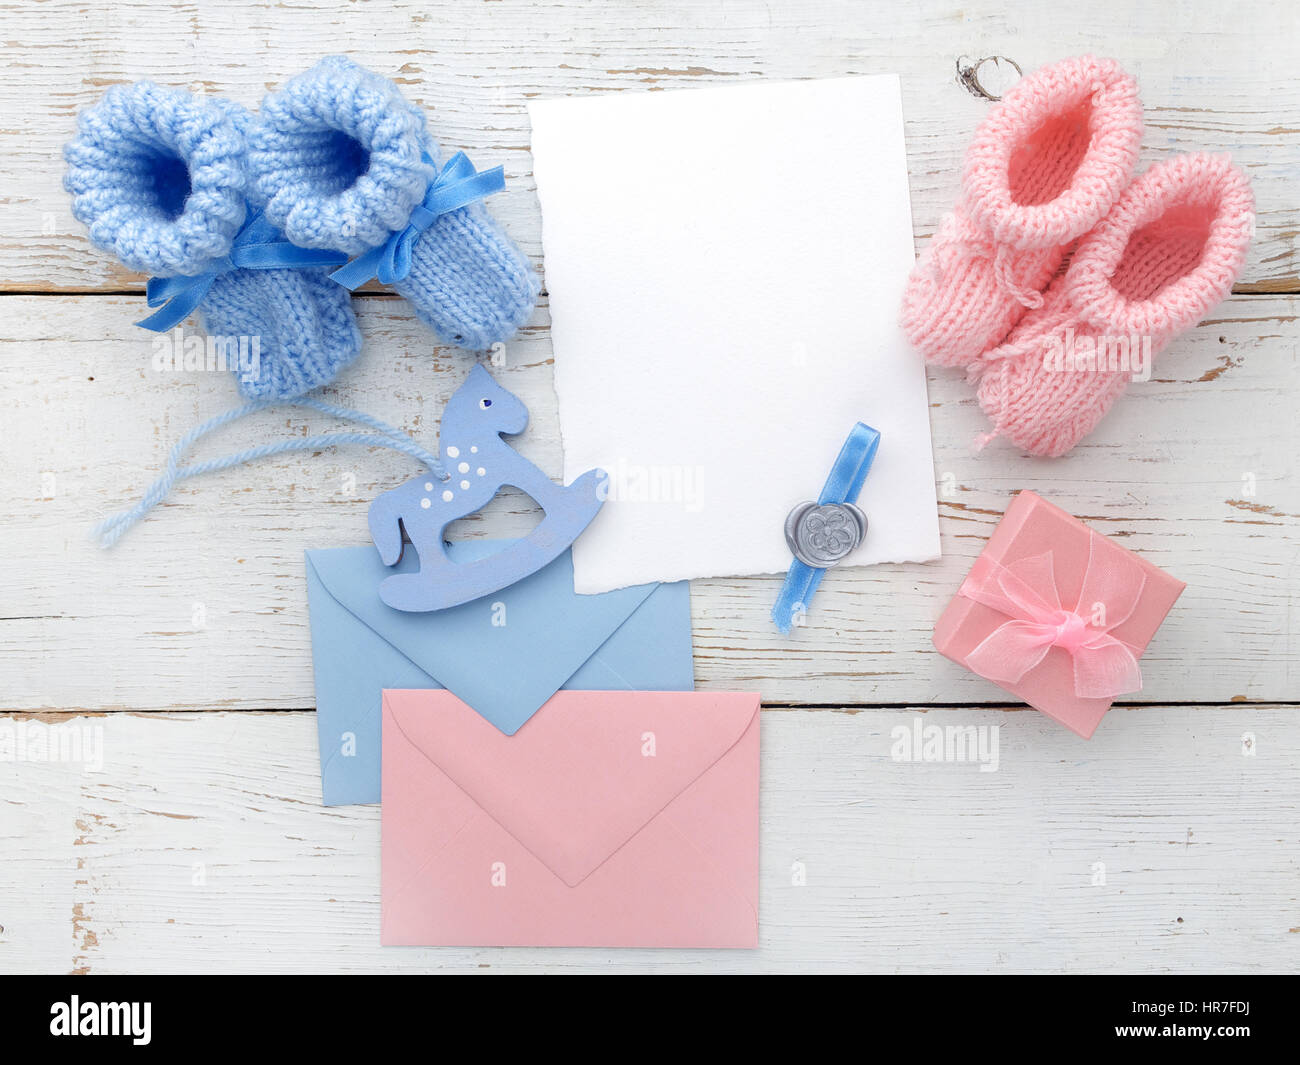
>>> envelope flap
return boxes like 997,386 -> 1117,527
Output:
306,544 -> 659,734
384,690 -> 761,887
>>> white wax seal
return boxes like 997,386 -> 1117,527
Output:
784,501 -> 867,568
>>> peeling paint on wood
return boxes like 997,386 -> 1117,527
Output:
0,0 -> 1297,975
1,294 -> 1295,711
1,707 -> 1296,974
0,0 -> 1296,291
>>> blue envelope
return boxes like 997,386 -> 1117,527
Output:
304,541 -> 694,805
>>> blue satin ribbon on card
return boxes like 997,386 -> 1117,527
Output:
772,422 -> 881,634
137,209 -> 348,332
330,151 -> 505,290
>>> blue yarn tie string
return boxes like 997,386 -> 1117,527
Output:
137,209 -> 349,332
330,151 -> 506,290
93,398 -> 446,548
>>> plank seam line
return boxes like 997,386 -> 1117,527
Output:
0,286 -> 1295,299
3,701 -> 1295,715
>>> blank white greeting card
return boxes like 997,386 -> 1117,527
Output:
530,76 -> 940,594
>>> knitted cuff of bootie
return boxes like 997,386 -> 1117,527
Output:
64,83 -> 363,400
963,55 -> 1143,251
902,55 -> 1142,369
64,80 -> 246,276
248,55 -> 540,351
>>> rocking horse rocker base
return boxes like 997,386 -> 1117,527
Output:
378,470 -> 606,612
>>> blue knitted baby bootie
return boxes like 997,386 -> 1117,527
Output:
64,81 -> 363,399
248,56 -> 540,351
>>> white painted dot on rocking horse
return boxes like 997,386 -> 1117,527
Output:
470,446 -> 478,453
424,482 -> 433,492
420,498 -> 431,509
476,467 -> 486,477
460,480 -> 470,490
458,462 -> 469,474
442,490 -> 454,502
446,446 -> 460,459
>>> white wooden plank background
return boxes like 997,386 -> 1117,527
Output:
2,0 -> 1298,293
1,0 -> 1298,973
2,295 -> 1297,710
2,706 -> 1295,974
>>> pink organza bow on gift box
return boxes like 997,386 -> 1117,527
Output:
958,537 -> 1148,699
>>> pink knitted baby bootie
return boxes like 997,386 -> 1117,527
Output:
902,55 -> 1143,368
975,153 -> 1254,457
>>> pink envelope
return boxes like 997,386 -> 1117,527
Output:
381,689 -> 761,948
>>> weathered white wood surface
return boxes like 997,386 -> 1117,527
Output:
1,706 -> 1294,974
1,294 -> 1296,710
1,0 -> 1297,974
1,0 -> 1296,292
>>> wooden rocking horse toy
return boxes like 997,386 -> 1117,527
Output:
368,364 -> 606,611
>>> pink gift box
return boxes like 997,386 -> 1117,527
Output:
933,491 -> 1186,738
